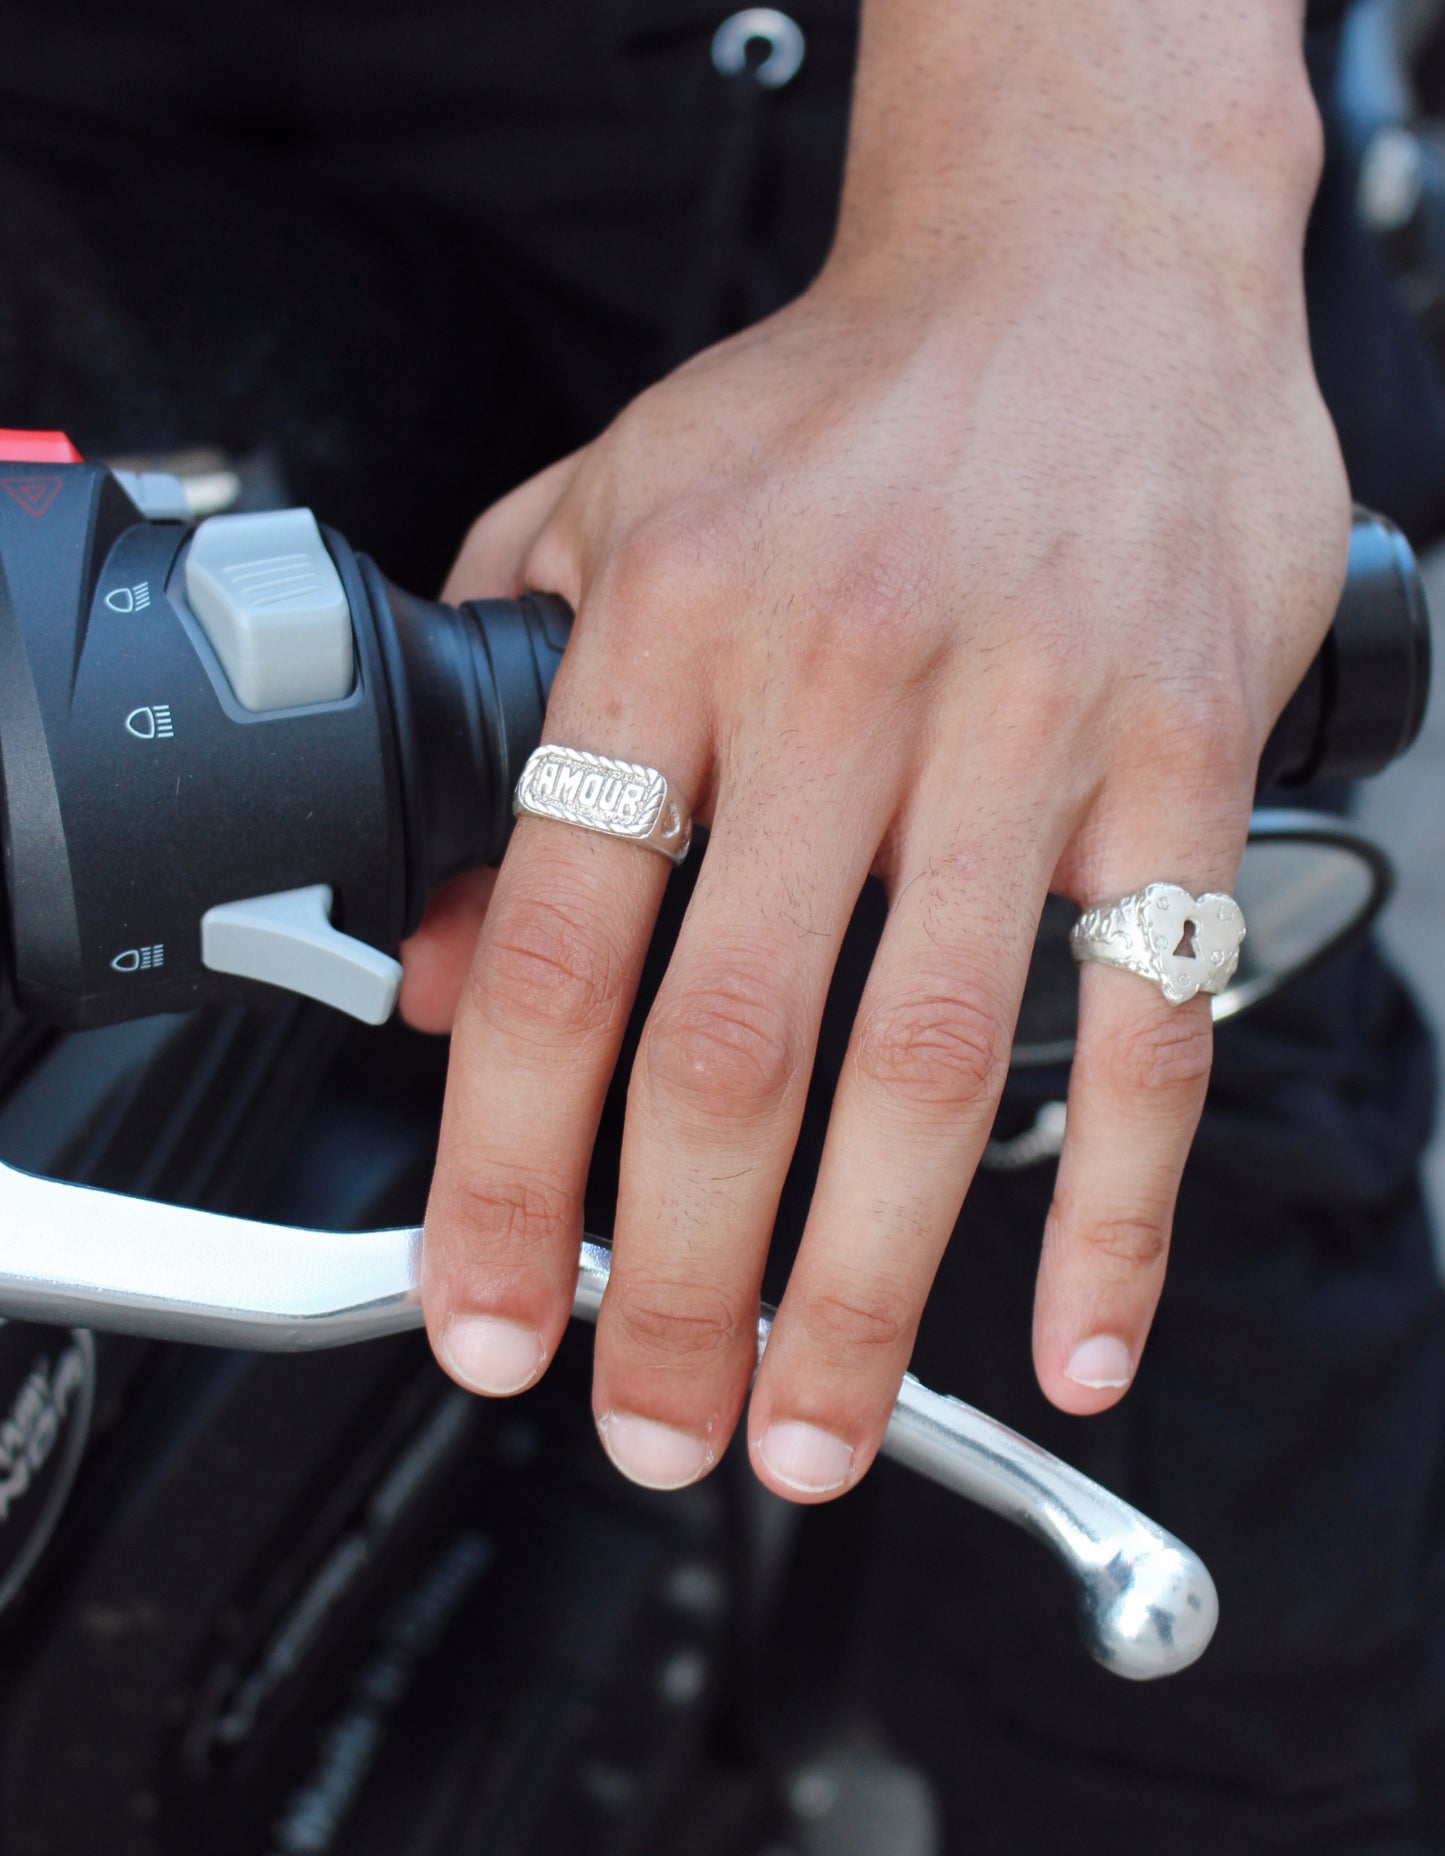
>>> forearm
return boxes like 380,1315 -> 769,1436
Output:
832,0 -> 1323,292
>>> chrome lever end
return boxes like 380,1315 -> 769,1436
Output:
1076,1537 -> 1219,1681
0,1155 -> 1218,1676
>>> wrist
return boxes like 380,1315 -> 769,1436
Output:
828,1 -> 1322,304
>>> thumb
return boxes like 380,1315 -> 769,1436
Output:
441,452 -> 583,603
399,868 -> 500,1033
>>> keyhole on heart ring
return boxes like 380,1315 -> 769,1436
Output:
1173,919 -> 1200,960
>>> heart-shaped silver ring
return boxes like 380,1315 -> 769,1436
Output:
1069,884 -> 1246,1007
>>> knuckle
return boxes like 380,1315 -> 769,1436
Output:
796,1285 -> 914,1369
609,1277 -> 743,1367
853,987 -> 1009,1111
1098,1005 -> 1213,1100
811,531 -> 951,687
1015,627 -> 1094,738
478,891 -> 623,1040
521,524 -> 579,599
1137,680 -> 1256,790
1074,1212 -> 1170,1273
639,965 -> 803,1122
597,511 -> 725,627
442,1168 -> 570,1261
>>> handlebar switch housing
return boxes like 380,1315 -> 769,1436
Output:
0,455 -> 1427,1032
0,467 -> 405,1028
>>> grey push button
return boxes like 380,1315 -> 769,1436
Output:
113,469 -> 192,521
201,886 -> 401,1025
185,508 -> 354,712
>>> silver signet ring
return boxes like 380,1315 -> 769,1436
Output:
513,745 -> 693,865
1069,884 -> 1246,1007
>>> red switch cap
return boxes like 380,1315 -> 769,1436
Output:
0,430 -> 83,464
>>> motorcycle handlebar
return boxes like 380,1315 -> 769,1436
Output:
0,464 -> 1430,1032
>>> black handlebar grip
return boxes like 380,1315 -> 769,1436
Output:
387,508 -> 1429,880
358,555 -> 573,931
1258,509 -> 1432,789
374,506 -> 1429,927
0,477 -> 1429,1034
356,503 -> 1433,946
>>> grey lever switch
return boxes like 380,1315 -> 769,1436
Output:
201,886 -> 402,1024
185,507 -> 354,712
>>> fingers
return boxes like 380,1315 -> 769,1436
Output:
1034,783 -> 1251,1415
591,762 -> 887,1490
426,444 -> 1258,1484
747,801 -> 1054,1501
422,625 -> 706,1397
1032,962 -> 1213,1414
423,819 -> 669,1394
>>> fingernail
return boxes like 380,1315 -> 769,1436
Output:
440,1314 -> 545,1395
598,1411 -> 714,1491
1065,1334 -> 1134,1390
757,1421 -> 855,1495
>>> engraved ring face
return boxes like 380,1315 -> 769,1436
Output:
1069,883 -> 1246,1006
514,746 -> 693,864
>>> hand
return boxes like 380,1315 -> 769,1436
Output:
401,3 -> 1350,1500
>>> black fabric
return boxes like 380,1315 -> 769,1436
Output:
833,946 -> 1445,1854
1306,22 -> 1445,538
1,4 -> 1443,1849
0,0 -> 858,569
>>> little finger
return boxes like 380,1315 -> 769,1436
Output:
1034,844 -> 1247,1413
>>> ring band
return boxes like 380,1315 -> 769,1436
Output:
514,744 -> 693,864
1069,884 -> 1246,1007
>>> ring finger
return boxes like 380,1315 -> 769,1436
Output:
591,747 -> 893,1488
748,773 -> 1061,1499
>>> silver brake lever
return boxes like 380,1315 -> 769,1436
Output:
0,1154 -> 1216,1679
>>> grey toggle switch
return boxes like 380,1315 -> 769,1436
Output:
184,508 -> 354,712
201,886 -> 402,1024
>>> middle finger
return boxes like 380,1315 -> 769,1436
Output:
592,746 -> 893,1489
